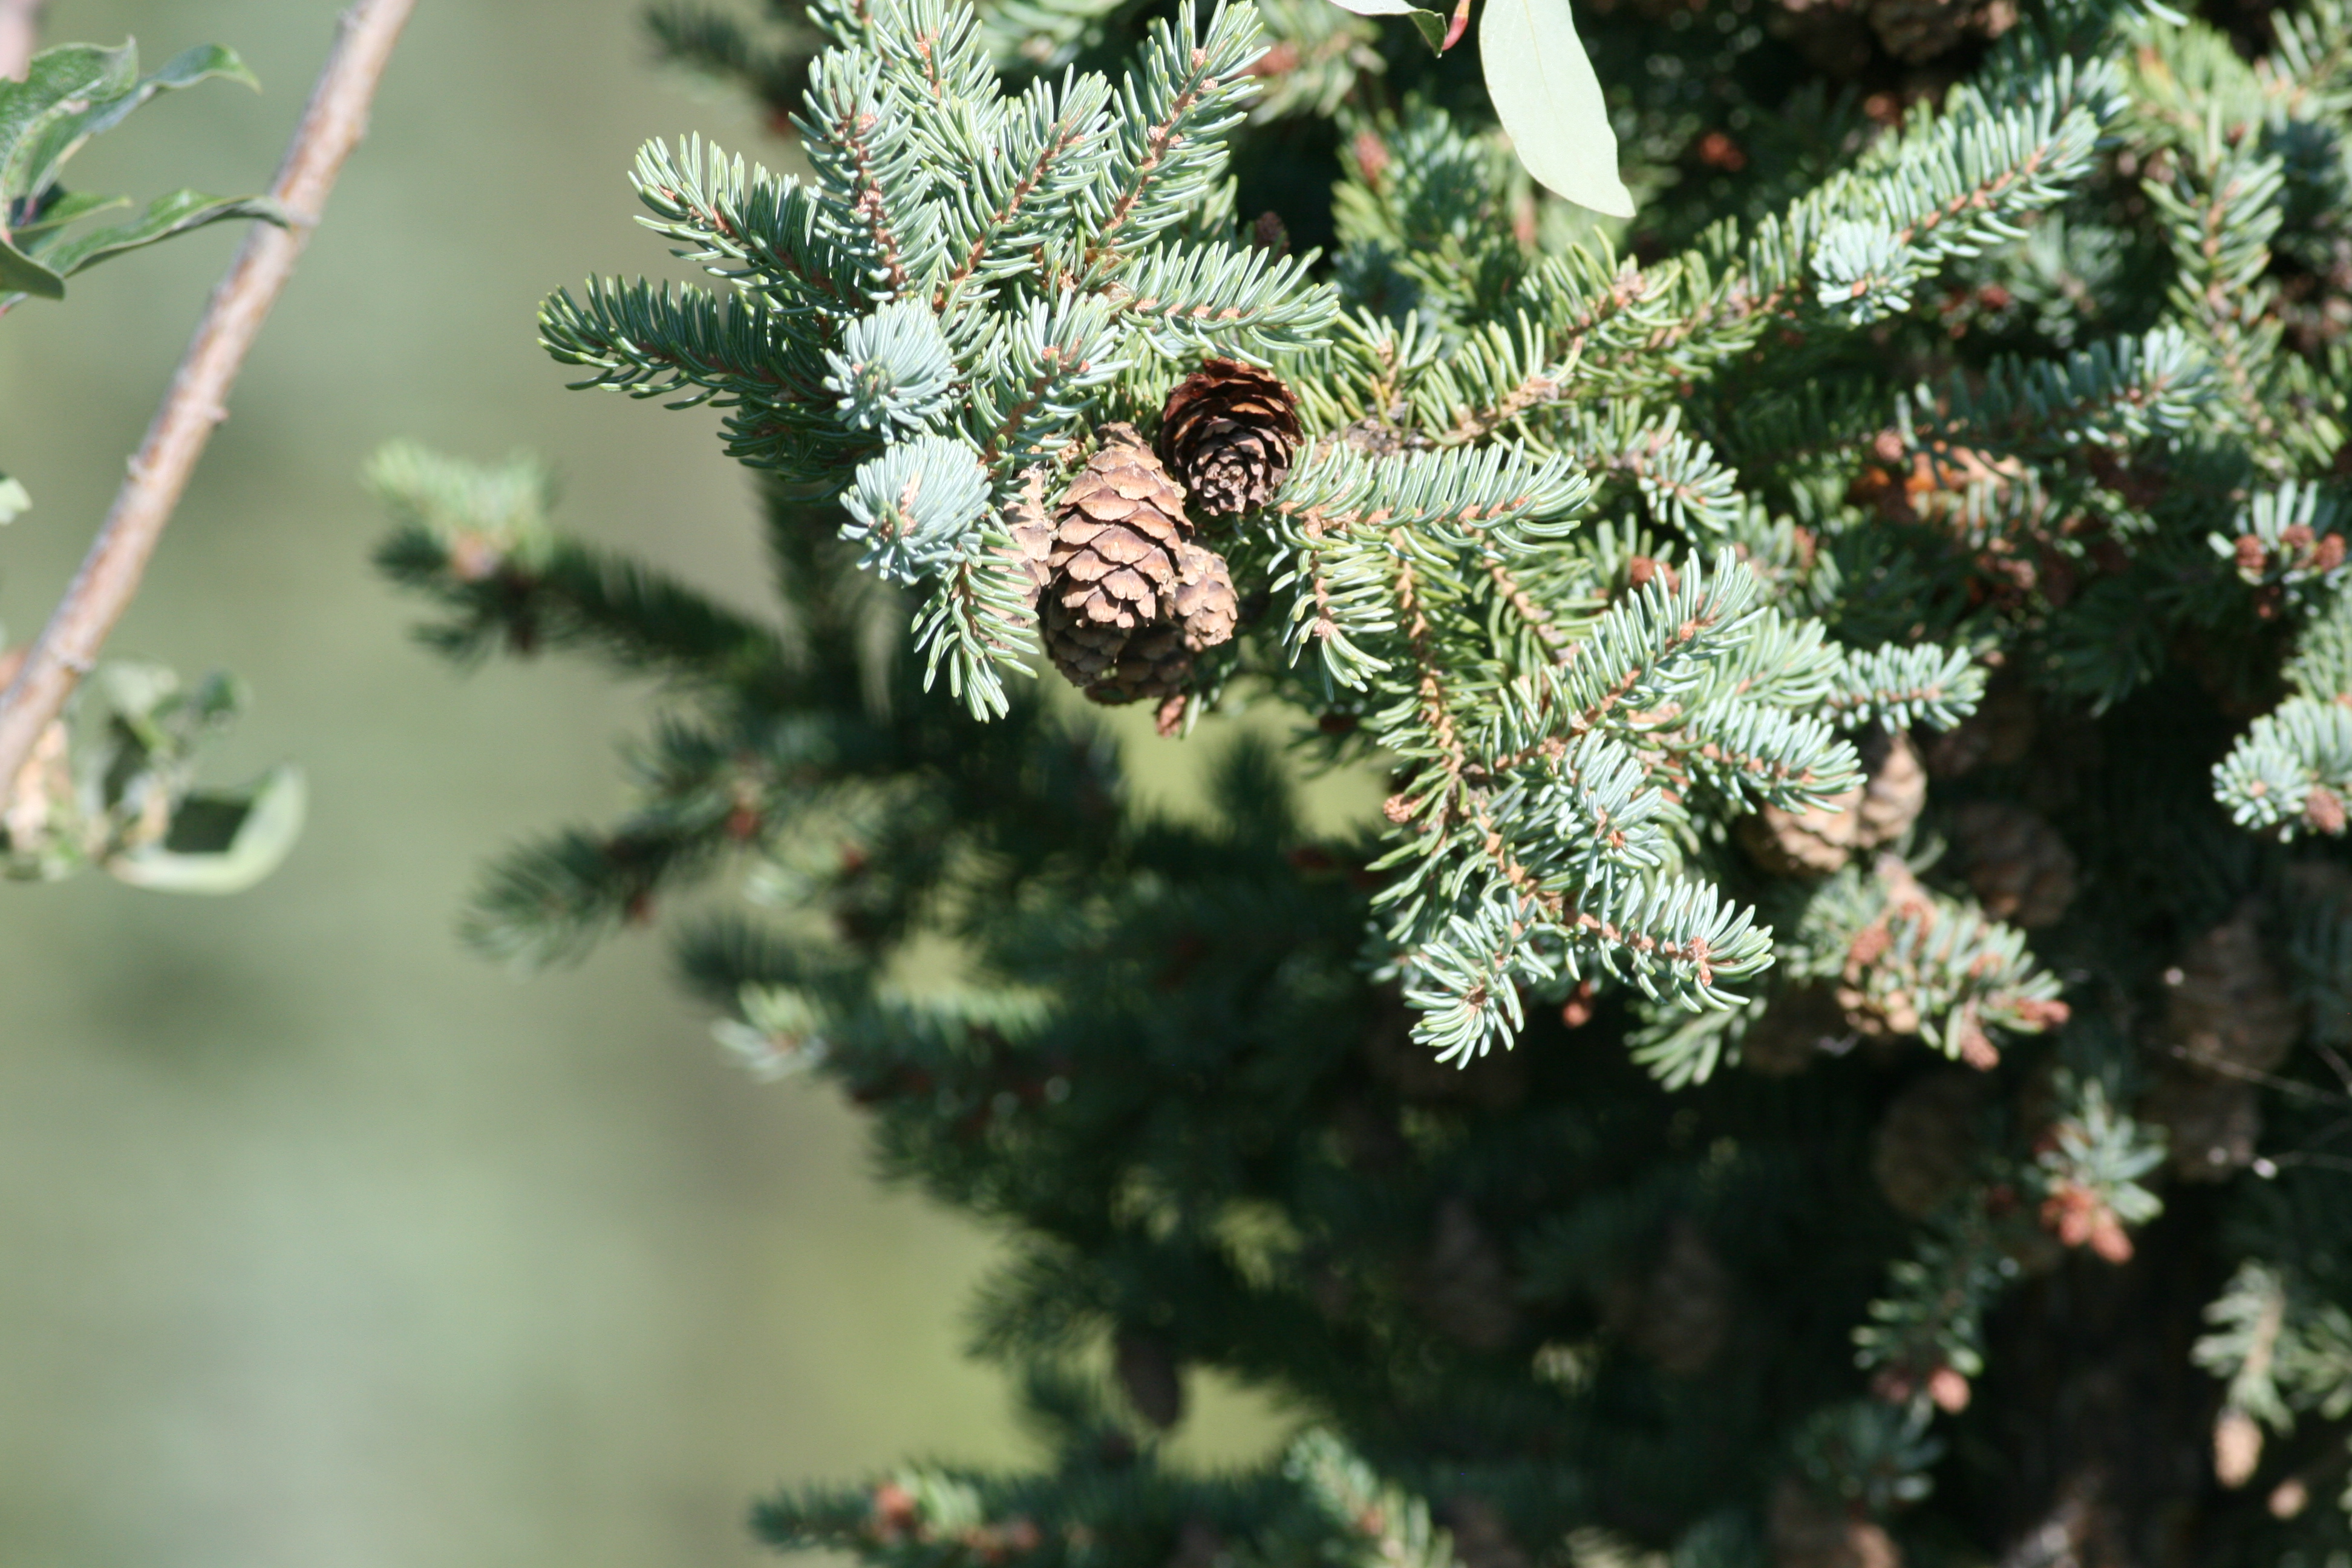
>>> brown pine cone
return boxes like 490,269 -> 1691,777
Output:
1042,428 -> 1238,704
1001,465 -> 1056,604
1602,1218 -> 1732,1377
1949,802 -> 2077,928
1864,0 -> 1967,60
2166,901 -> 2301,1076
1738,731 -> 1926,877
2141,1066 -> 2261,1183
1921,681 -> 2036,778
1113,1326 -> 1185,1429
1157,358 -> 1303,515
1741,985 -> 1853,1075
1872,1068 -> 1985,1218
1413,1198 -> 1522,1351
1769,1478 -> 1901,1568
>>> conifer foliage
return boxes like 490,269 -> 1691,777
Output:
381,0 -> 2352,1557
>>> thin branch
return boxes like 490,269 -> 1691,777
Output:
0,0 -> 42,81
0,0 -> 417,797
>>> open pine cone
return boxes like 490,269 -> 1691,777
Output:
1040,426 -> 1238,707
1156,358 -> 1302,516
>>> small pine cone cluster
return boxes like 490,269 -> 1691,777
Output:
1037,426 -> 1239,719
1156,358 -> 1303,516
1871,1069 -> 1986,1219
1740,731 -> 1927,876
1949,802 -> 2077,928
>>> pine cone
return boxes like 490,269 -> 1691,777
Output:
2141,1066 -> 2261,1182
1603,1218 -> 1733,1377
1769,1478 -> 1902,1568
1864,0 -> 1968,60
1442,1497 -> 1532,1568
1413,1198 -> 1522,1351
1872,1068 -> 1985,1218
1855,731 -> 1928,844
1742,985 -> 1853,1075
2165,902 -> 2301,1076
1740,732 -> 1926,877
2215,1408 -> 2264,1489
1157,358 -> 1303,515
1042,428 -> 1238,705
1921,680 -> 2036,778
1949,802 -> 2077,928
1114,1326 -> 1185,1429
1002,465 -> 1056,603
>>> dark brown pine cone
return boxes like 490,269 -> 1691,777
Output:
1156,358 -> 1303,515
1042,428 -> 1239,707
1949,802 -> 2077,928
1864,0 -> 1968,60
2165,901 -> 2302,1077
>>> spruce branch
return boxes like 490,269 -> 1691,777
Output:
0,0 -> 417,802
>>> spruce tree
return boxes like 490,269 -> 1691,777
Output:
376,0 -> 2352,1559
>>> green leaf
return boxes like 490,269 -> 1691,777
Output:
40,189 -> 286,279
0,41 -> 139,203
56,44 -> 261,150
0,472 -> 27,523
1404,8 -> 1449,52
0,236 -> 64,299
1478,0 -> 1635,218
9,188 -> 128,240
106,765 -> 307,895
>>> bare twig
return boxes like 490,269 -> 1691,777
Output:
0,0 -> 41,81
0,0 -> 417,797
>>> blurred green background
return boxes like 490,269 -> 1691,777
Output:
0,4 -> 1282,1564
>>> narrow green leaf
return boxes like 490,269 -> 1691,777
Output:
8,188 -> 128,241
1478,0 -> 1635,218
107,765 -> 307,895
59,44 -> 261,149
0,236 -> 65,299
41,189 -> 284,279
0,41 -> 139,201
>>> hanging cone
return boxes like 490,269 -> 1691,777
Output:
1921,680 -> 2036,778
1413,1198 -> 1522,1351
1854,731 -> 1927,846
1949,802 -> 2077,928
1742,985 -> 1852,1075
1863,0 -> 1968,59
2141,1066 -> 2261,1182
1113,1326 -> 1186,1429
1739,731 -> 1926,877
2215,1408 -> 2265,1489
1042,427 -> 1238,705
1604,1218 -> 1733,1376
1157,358 -> 1304,516
1769,1478 -> 1902,1568
2166,901 -> 2302,1077
1441,1496 -> 1533,1568
1001,464 -> 1057,604
1872,1068 -> 1985,1218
